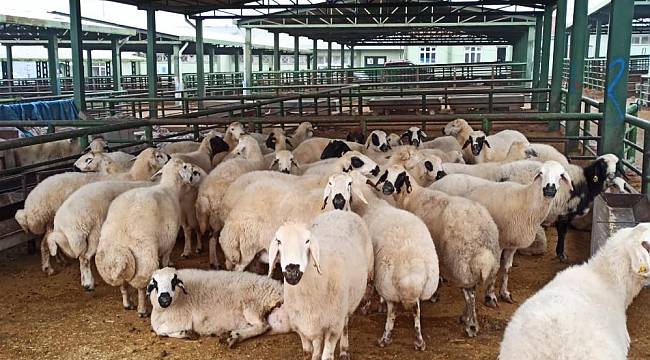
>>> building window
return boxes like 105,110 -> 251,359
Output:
632,34 -> 650,45
92,63 -> 107,77
464,46 -> 482,63
419,47 -> 436,64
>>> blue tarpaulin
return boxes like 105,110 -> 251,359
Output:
0,99 -> 79,121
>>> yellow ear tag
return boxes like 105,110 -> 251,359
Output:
593,175 -> 599,183
639,264 -> 648,274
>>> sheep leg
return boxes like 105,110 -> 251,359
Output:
299,333 -> 313,354
461,288 -> 479,338
378,301 -> 396,347
310,337 -> 323,360
484,270 -> 498,308
40,236 -> 54,276
79,256 -> 95,292
161,248 -> 174,267
321,330 -> 340,360
209,236 -> 219,269
161,329 -> 199,339
136,288 -> 149,318
339,318 -> 350,360
181,225 -> 192,258
412,300 -> 425,351
225,308 -> 271,348
121,284 -> 134,310
499,249 -> 516,304
195,230 -> 203,254
555,215 -> 570,262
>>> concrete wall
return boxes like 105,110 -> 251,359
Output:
403,45 -> 510,65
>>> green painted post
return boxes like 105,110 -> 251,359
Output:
244,28 -> 252,91
565,0 -> 588,153
539,6 -> 553,111
327,42 -> 332,69
549,0 -> 567,130
258,53 -> 263,72
234,50 -> 240,73
209,46 -> 215,73
5,45 -> 13,81
532,15 -> 543,109
111,38 -> 122,90
273,33 -> 280,71
195,18 -> 205,108
146,8 -> 158,118
86,49 -> 93,78
167,53 -> 172,75
46,33 -> 61,96
350,45 -> 355,68
312,39 -> 318,84
594,19 -> 602,58
601,0 -> 634,158
340,43 -> 345,68
69,0 -> 85,112
294,36 -> 300,72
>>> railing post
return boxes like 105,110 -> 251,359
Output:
146,8 -> 158,118
69,0 -> 86,112
643,131 -> 650,194
565,0 -> 588,153
549,0 -> 567,130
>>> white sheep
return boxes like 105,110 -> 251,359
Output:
376,165 -> 500,337
85,136 -> 135,169
365,130 -> 391,154
194,135 -> 264,267
268,209 -> 373,360
386,147 -> 446,187
504,141 -> 569,165
251,128 -> 292,155
223,121 -> 246,149
264,150 -> 300,174
499,223 -> 650,360
386,133 -> 402,148
95,159 -> 205,317
443,118 -> 475,161
463,129 -> 528,163
344,171 -> 439,350
159,141 -> 200,155
47,180 -> 151,291
292,137 -> 365,165
171,133 -> 230,172
301,151 -> 380,178
288,121 -> 315,147
73,148 -> 170,181
430,161 -> 572,303
148,267 -> 288,346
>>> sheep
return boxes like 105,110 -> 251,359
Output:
364,130 -> 391,154
147,267 -> 288,346
293,137 -> 365,165
46,180 -> 152,291
401,127 -> 427,147
343,171 -> 439,350
504,141 -> 569,165
11,136 -> 88,168
376,165 -> 500,337
95,159 -> 205,317
499,223 -> 650,360
385,147 -> 446,187
159,140 -> 200,155
463,129 -> 529,163
301,151 -> 380,178
85,136 -> 136,169
419,148 -> 465,164
497,154 -> 619,261
288,121 -> 314,146
268,209 -> 373,360
251,128 -> 292,155
345,127 -> 365,144
223,121 -> 246,150
430,161 -> 572,303
194,135 -> 264,267
265,150 -> 300,174
398,126 -> 460,153
386,133 -> 402,148
443,118 -> 475,161
171,133 -> 229,173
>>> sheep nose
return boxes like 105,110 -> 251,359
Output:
283,264 -> 303,285
72,165 -> 83,172
382,182 -> 395,195
371,165 -> 380,177
281,169 -> 290,174
471,145 -> 481,156
379,144 -> 388,152
412,139 -> 420,147
436,171 -> 447,180
332,194 -> 346,210
543,184 -> 557,198
158,292 -> 172,308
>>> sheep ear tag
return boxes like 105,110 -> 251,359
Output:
593,175 -> 599,183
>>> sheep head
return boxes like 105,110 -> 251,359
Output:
375,165 -> 412,196
148,267 -> 187,309
533,161 -> 572,198
270,150 -> 298,174
269,222 -> 321,285
365,130 -> 390,153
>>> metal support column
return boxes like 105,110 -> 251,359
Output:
146,8 -> 158,118
86,49 -> 92,78
69,0 -> 85,112
233,51 -> 240,72
539,6 -> 553,111
327,42 -> 332,69
244,28 -> 252,92
209,46 -> 215,73
111,38 -> 122,90
273,32 -> 280,71
532,15 -> 543,109
167,53 -> 172,75
312,39 -> 318,70
601,0 -> 634,158
4,45 -> 13,81
195,18 -> 205,108
340,43 -> 345,68
258,53 -> 263,72
294,35 -> 300,71
46,33 -> 60,95
549,0 -> 567,130
594,19 -> 602,58
565,0 -> 588,152
350,45 -> 355,68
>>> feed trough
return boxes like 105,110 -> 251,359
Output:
591,193 -> 650,255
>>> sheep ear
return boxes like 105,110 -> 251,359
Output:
405,174 -> 412,193
483,139 -> 491,148
291,159 -> 300,169
176,279 -> 188,295
525,147 -> 538,158
267,239 -> 280,277
561,172 -> 573,191
462,139 -> 471,149
146,279 -> 157,296
353,184 -> 368,205
308,238 -> 322,274
285,138 -> 293,149
376,170 -> 388,185
630,240 -> 650,277
418,130 -> 428,139
269,159 -> 279,170
151,169 -> 163,181
82,145 -> 92,154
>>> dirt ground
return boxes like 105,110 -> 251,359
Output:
1,226 -> 650,360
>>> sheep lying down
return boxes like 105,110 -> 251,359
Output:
148,267 -> 288,347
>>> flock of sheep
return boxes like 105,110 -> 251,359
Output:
12,118 -> 650,359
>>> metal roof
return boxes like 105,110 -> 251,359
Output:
0,14 -> 136,41
102,0 -> 260,14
